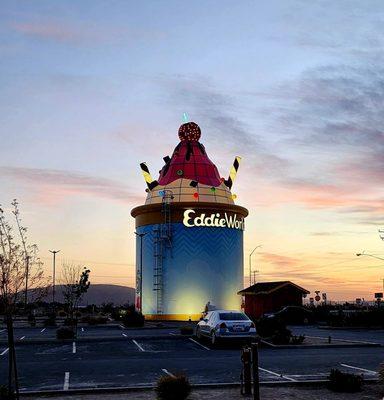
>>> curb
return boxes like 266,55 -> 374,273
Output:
259,339 -> 381,349
18,378 -> 379,397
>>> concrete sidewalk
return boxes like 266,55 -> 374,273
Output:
20,385 -> 383,400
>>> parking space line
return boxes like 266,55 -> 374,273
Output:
72,342 -> 76,354
63,372 -> 70,390
258,367 -> 297,382
40,328 -> 46,333
1,348 -> 9,356
81,328 -> 84,332
122,333 -> 127,337
0,329 -> 5,333
20,336 -> 25,341
340,364 -> 377,374
132,339 -> 145,352
119,324 -> 125,329
189,337 -> 210,351
161,368 -> 176,378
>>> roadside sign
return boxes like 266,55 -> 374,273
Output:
309,297 -> 314,305
356,298 -> 362,305
322,293 -> 327,301
315,295 -> 321,302
374,292 -> 383,299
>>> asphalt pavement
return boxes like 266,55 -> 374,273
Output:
0,325 -> 383,393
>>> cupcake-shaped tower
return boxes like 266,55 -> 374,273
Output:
131,122 -> 248,320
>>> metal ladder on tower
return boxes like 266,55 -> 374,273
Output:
153,190 -> 173,315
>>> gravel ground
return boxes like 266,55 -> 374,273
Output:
21,384 -> 384,400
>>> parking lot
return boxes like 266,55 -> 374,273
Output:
0,325 -> 383,393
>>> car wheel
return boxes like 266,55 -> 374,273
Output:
196,327 -> 202,339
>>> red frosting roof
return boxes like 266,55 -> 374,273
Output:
158,122 -> 222,187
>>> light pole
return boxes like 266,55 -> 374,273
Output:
356,252 -> 384,261
356,252 -> 384,293
49,250 -> 60,305
135,232 -> 147,312
249,245 -> 262,287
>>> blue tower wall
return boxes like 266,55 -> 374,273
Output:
136,222 -> 243,317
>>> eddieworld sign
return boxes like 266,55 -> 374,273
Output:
183,209 -> 245,230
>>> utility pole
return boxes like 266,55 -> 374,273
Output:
249,245 -> 262,287
49,250 -> 60,304
24,256 -> 29,306
135,232 -> 147,313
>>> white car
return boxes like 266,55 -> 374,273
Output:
196,310 -> 257,345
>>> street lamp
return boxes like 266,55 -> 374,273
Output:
356,252 -> 384,261
49,250 -> 60,305
249,245 -> 262,286
135,232 -> 147,312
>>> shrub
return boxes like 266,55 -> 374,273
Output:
378,363 -> 384,383
0,385 -> 15,399
328,369 -> 362,392
271,327 -> 292,345
122,306 -> 145,327
156,374 -> 191,400
290,335 -> 305,345
44,313 -> 57,327
57,310 -> 67,317
180,326 -> 194,335
87,315 -> 108,325
56,326 -> 75,340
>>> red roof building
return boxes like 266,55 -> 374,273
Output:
238,281 -> 310,320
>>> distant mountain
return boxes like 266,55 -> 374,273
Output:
40,284 -> 135,306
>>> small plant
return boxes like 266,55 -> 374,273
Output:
180,326 -> 194,335
86,315 -> 108,325
122,306 -> 145,327
328,368 -> 362,392
290,334 -> 305,345
27,313 -> 36,327
56,326 -> 75,340
0,384 -> 15,399
58,310 -> 67,317
271,327 -> 292,345
44,313 -> 56,327
156,374 -> 191,400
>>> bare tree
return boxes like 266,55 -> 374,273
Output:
61,263 -> 90,330
0,200 -> 47,399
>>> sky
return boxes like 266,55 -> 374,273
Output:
1,0 -> 384,301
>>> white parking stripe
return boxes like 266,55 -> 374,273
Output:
132,339 -> 145,352
40,328 -> 46,333
63,372 -> 70,390
122,333 -> 127,337
0,329 -> 5,333
81,328 -> 84,332
119,324 -> 125,329
162,368 -> 176,378
340,364 -> 377,374
258,367 -> 297,382
72,342 -> 76,354
1,348 -> 9,356
20,336 -> 25,341
189,337 -> 210,351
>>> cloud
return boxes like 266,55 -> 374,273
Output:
10,20 -> 166,46
0,166 -> 141,205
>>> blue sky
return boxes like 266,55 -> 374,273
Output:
1,1 -> 384,300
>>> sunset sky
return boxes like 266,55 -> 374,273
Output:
1,1 -> 384,301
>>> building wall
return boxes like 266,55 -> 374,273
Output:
136,222 -> 244,319
244,287 -> 303,319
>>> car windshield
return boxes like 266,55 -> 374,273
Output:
219,313 -> 248,321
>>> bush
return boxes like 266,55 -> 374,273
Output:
87,315 -> 108,325
56,326 -> 75,340
122,306 -> 145,327
271,327 -> 292,345
290,335 -> 305,345
57,310 -> 67,317
180,326 -> 194,335
328,369 -> 362,392
0,385 -> 15,399
156,374 -> 191,400
27,314 -> 36,327
44,313 -> 57,327
378,363 -> 384,383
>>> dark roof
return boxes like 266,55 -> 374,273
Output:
237,281 -> 310,296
